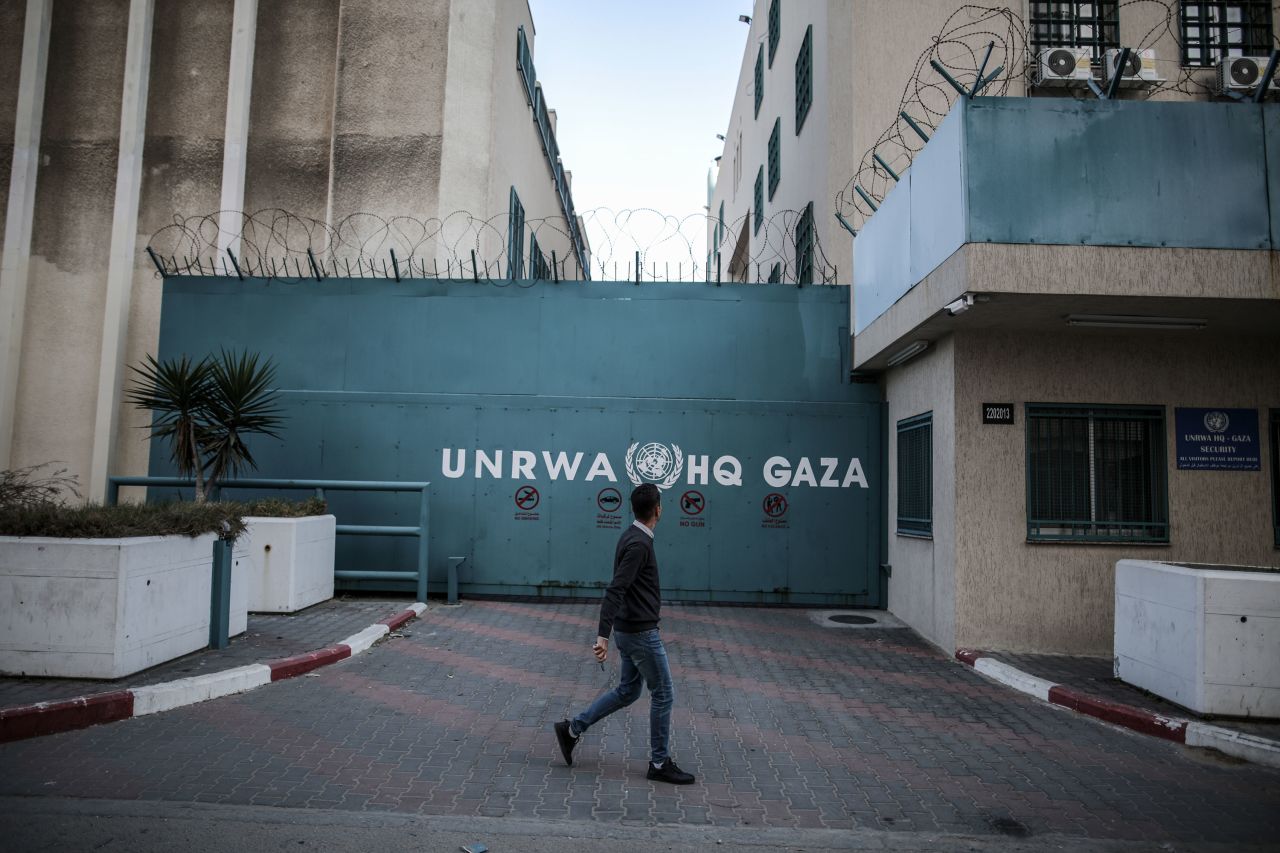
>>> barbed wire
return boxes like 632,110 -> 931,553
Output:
836,0 -> 1280,227
146,206 -> 841,286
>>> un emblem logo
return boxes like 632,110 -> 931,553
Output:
625,441 -> 684,490
1203,411 -> 1230,433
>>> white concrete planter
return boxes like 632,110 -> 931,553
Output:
1115,559 -> 1280,718
241,515 -> 336,613
0,532 -> 249,679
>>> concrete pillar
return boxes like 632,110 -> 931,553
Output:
217,0 -> 258,258
0,0 -> 53,471
88,0 -> 155,500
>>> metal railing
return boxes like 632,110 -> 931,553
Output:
106,476 -> 431,601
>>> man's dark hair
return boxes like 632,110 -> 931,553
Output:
631,484 -> 661,521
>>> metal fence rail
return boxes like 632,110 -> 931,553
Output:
106,476 -> 431,601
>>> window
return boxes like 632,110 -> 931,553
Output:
507,187 -> 525,279
717,201 -> 725,248
1029,2 -> 1120,62
1180,2 -> 1273,66
1026,405 -> 1169,543
529,234 -> 550,280
753,167 -> 764,235
795,25 -> 813,134
768,0 -> 781,67
897,413 -> 932,537
754,45 -> 764,118
767,118 -> 781,200
794,202 -> 814,285
1271,410 -> 1279,546
516,26 -> 536,105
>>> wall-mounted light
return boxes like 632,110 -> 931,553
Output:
1065,314 -> 1208,330
739,15 -> 752,24
944,294 -> 974,316
886,340 -> 930,368
716,134 -> 726,141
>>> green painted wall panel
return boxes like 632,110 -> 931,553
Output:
154,278 -> 883,605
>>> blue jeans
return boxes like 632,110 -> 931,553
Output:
571,628 -> 673,764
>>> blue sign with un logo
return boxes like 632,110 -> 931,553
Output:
1175,408 -> 1261,471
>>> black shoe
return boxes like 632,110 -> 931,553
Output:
646,758 -> 695,785
554,720 -> 579,766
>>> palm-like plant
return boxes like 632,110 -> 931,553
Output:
127,350 -> 284,502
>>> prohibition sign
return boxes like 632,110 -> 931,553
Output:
514,485 -> 540,510
597,487 -> 622,513
680,490 -> 705,516
762,492 -> 788,518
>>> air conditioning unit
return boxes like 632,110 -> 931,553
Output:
1216,56 -> 1279,95
1032,47 -> 1093,87
1102,48 -> 1164,88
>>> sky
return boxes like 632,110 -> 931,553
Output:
526,0 -> 752,218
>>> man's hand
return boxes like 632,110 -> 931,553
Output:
592,636 -> 608,663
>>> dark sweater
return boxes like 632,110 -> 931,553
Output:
597,522 -> 661,638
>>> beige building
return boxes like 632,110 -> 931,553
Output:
0,0 -> 585,501
716,0 -> 1280,654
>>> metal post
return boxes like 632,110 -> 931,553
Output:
1254,49 -> 1280,102
415,486 -> 430,603
306,247 -> 323,281
105,478 -> 120,506
872,153 -> 900,182
900,111 -> 930,143
929,59 -> 970,98
974,41 -> 994,93
854,186 -> 879,212
210,538 -> 232,649
447,556 -> 465,605
634,251 -> 640,285
146,246 -> 168,278
226,247 -> 244,280
390,248 -> 401,282
1104,47 -> 1131,100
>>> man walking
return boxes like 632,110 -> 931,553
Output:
554,484 -> 695,784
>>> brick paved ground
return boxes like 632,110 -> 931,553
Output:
0,596 -> 406,707
1,601 -> 1277,846
995,652 -> 1280,740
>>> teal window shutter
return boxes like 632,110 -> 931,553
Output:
1026,404 -> 1169,543
753,167 -> 764,235
754,45 -> 764,119
507,187 -> 525,280
768,0 -> 781,67
795,25 -> 812,135
794,202 -> 814,285
896,413 -> 932,536
767,119 -> 781,200
516,26 -> 536,105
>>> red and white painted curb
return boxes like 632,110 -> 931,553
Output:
0,602 -> 427,744
955,649 -> 1280,769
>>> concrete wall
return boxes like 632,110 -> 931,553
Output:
710,0 -> 840,283
242,0 -> 340,220
1,0 -> 579,496
885,334 -> 956,652
13,2 -> 130,485
952,330 -> 1280,655
0,0 -> 26,245
326,0 -> 449,219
